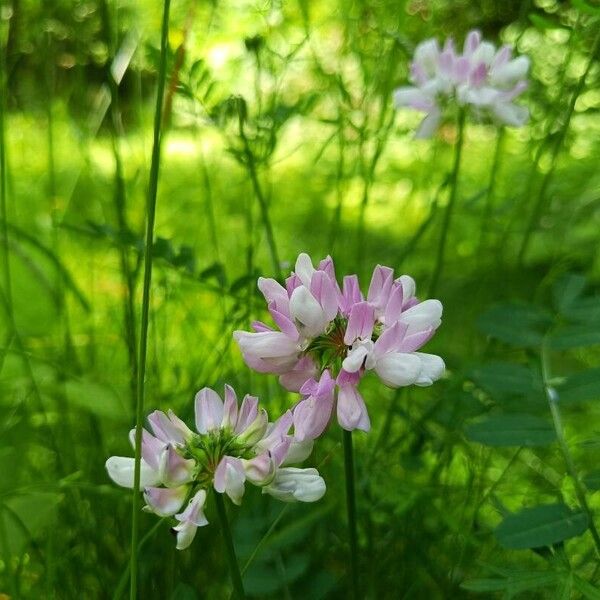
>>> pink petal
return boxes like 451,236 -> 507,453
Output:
194,388 -> 224,434
373,321 -> 409,358
310,270 -> 339,322
222,384 -> 238,429
337,384 -> 371,432
344,301 -> 375,344
235,394 -> 259,434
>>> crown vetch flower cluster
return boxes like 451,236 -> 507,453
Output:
393,30 -> 530,137
234,253 -> 444,440
106,385 -> 325,550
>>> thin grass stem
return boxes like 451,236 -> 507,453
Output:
428,109 -> 466,297
517,31 -> 600,265
343,429 -> 359,599
130,1 -> 171,598
214,492 -> 246,600
541,343 -> 600,557
477,127 -> 505,256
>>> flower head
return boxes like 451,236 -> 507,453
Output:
234,254 -> 445,439
394,30 -> 530,137
105,385 -> 325,549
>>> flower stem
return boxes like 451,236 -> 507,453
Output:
343,429 -> 360,599
214,492 -> 246,600
428,109 -> 465,297
130,1 -> 171,598
541,343 -> 600,556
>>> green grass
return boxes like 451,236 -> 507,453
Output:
1,0 -> 600,598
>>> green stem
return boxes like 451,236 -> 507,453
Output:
477,127 -> 504,256
0,22 -> 12,315
428,109 -> 466,297
214,492 -> 246,600
100,0 -> 139,409
517,31 -> 600,265
541,343 -> 600,556
130,1 -> 171,598
343,429 -> 359,599
238,115 -> 281,281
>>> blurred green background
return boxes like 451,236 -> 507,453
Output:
1,0 -> 600,598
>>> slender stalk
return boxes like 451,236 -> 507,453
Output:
0,22 -> 12,314
343,429 -> 359,599
477,127 -> 504,256
130,1 -> 171,598
428,109 -> 465,297
541,343 -> 600,556
100,0 -> 139,409
214,492 -> 246,600
328,110 -> 346,252
238,115 -> 281,280
517,31 -> 600,265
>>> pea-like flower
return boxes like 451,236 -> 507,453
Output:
233,254 -> 444,439
105,385 -> 325,550
393,30 -> 530,137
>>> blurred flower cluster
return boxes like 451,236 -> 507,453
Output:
394,30 -> 530,137
234,253 -> 444,439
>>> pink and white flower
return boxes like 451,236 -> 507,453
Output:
394,30 -> 530,137
105,384 -> 326,550
234,254 -> 445,439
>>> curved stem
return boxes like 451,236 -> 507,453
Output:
517,31 -> 600,265
130,1 -> 171,598
477,127 -> 504,256
238,116 -> 281,281
343,429 -> 359,599
541,343 -> 600,556
215,492 -> 246,600
428,109 -> 465,297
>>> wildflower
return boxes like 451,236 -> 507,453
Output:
234,254 -> 445,439
393,30 -> 530,137
105,385 -> 326,550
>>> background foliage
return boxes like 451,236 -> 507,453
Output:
1,0 -> 600,598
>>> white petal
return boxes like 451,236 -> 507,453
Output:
294,253 -> 316,288
289,286 -> 329,337
341,344 -> 370,373
490,56 -> 529,86
414,352 -> 445,386
398,275 -> 416,301
105,456 -> 160,490
374,352 -> 422,388
415,109 -> 441,139
492,102 -> 529,127
263,467 -> 326,503
400,299 -> 442,334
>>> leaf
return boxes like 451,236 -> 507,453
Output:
1,492 -> 63,555
65,379 -> 130,420
560,296 -> 600,325
583,470 -> 600,491
461,571 -> 558,594
465,414 -> 555,447
170,583 -> 199,600
559,369 -> 600,404
572,0 -> 600,15
495,504 -> 588,549
553,273 -> 587,313
573,574 -> 600,600
529,13 -> 569,30
469,362 -> 542,396
477,303 -> 551,347
548,326 -> 600,350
